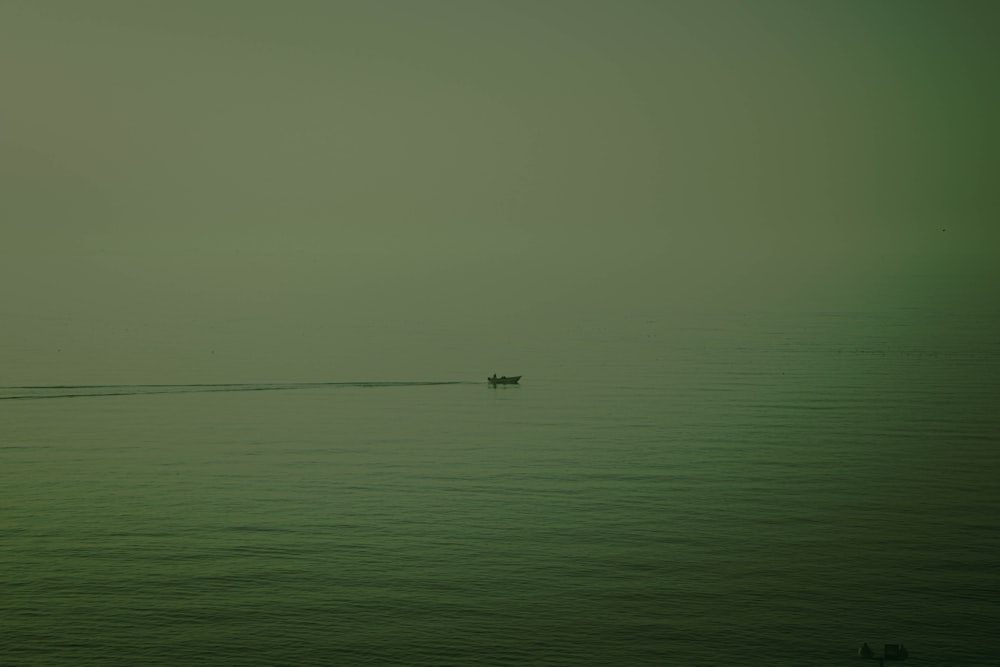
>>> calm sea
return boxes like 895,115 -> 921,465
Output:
3,309 -> 998,666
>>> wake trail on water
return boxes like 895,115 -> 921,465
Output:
0,381 -> 475,401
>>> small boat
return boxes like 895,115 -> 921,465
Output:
488,374 -> 521,385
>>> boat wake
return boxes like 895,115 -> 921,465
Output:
0,381 -> 472,401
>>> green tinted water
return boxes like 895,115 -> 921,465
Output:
3,311 -> 998,665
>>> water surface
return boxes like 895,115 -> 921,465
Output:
3,310 -> 998,665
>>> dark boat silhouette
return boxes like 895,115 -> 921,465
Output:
488,374 -> 521,385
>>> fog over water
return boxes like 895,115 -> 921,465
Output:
3,5 -> 1000,664
2,1 -> 997,384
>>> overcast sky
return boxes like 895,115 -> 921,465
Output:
2,1 -> 997,383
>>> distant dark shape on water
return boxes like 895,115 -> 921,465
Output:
487,374 -> 521,386
857,641 -> 909,661
883,643 -> 909,660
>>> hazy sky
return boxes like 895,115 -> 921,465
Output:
2,1 -> 997,383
